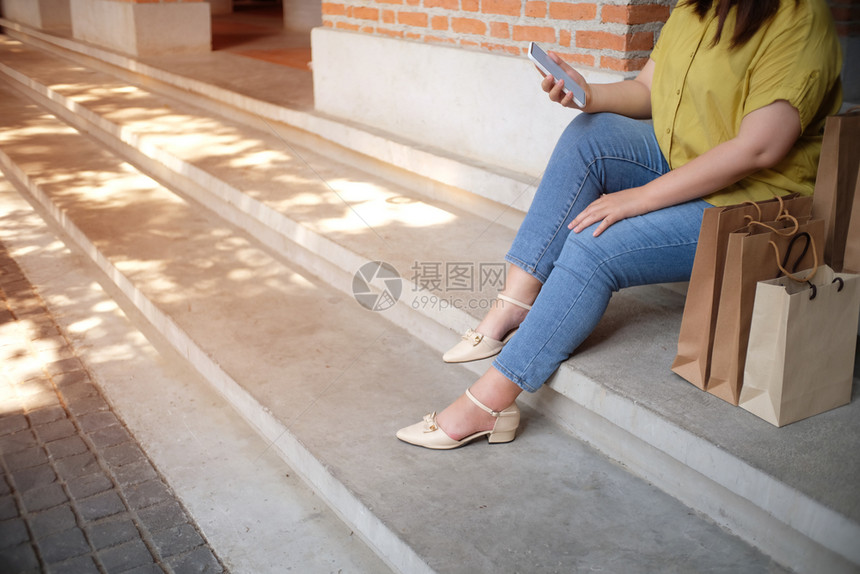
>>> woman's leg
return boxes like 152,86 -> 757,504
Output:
434,113 -> 688,439
437,199 -> 708,440
474,112 -> 671,341
495,198 -> 709,392
507,113 -> 672,282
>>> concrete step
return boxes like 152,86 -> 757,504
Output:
0,75 -> 792,574
0,18 -> 537,221
0,174 -> 390,574
1,25 -> 859,573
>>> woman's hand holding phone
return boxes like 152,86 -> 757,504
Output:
531,46 -> 592,111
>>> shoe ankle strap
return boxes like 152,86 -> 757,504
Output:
465,389 -> 514,417
497,293 -> 532,311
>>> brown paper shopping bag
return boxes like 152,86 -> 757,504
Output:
811,110 -> 860,272
843,164 -> 860,273
738,266 -> 860,426
706,219 -> 825,405
671,195 -> 813,389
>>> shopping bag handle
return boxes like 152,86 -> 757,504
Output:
742,200 -> 765,222
768,231 -> 819,283
741,194 -> 786,223
740,194 -> 809,230
809,277 -> 844,300
747,213 -> 801,236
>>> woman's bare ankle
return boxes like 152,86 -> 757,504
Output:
435,394 -> 495,441
436,369 -> 523,441
475,295 -> 531,341
470,266 -> 541,340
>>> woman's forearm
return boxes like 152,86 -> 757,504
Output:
568,100 -> 803,237
584,58 -> 654,118
587,79 -> 653,119
544,57 -> 654,119
637,142 -> 762,211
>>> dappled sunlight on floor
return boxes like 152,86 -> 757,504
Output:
318,179 -> 457,232
0,253 -> 66,417
0,321 -> 45,416
0,196 -> 153,378
0,35 -> 476,249
0,33 -> 515,319
1,100 -> 399,424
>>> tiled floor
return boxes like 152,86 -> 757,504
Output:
0,239 -> 225,574
212,6 -> 312,71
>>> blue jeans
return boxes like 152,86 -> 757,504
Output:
493,113 -> 709,392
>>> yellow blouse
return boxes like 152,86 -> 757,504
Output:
650,0 -> 842,206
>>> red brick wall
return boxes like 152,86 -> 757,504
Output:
321,1 -> 856,75
321,0 -> 672,73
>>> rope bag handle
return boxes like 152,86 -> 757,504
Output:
768,231 -> 819,284
747,213 -> 801,237
740,194 -> 799,230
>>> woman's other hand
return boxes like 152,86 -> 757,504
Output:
568,188 -> 648,237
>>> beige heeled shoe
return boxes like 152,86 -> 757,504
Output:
395,389 -> 520,450
442,294 -> 532,363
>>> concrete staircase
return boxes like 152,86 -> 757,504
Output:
1,19 -> 858,574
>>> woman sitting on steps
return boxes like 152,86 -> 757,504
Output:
396,0 -> 842,449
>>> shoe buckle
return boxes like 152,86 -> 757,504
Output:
464,329 -> 483,346
423,412 -> 438,432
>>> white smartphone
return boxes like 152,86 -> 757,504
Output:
528,42 -> 587,108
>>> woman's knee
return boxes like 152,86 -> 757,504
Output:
558,113 -> 609,149
554,113 -> 652,167
564,112 -> 638,139
555,210 -> 702,291
553,225 -> 640,292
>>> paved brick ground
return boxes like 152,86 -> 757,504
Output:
0,239 -> 226,574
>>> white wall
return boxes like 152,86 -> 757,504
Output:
40,0 -> 71,28
2,0 -> 46,28
70,0 -> 134,53
70,0 -> 210,57
311,28 -> 622,179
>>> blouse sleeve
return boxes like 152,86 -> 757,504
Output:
744,1 -> 842,131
